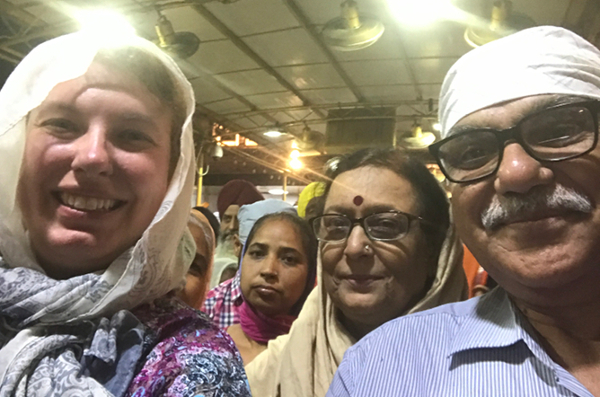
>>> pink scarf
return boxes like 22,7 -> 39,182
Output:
238,300 -> 296,343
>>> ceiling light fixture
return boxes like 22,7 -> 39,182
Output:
155,12 -> 200,59
464,0 -> 535,48
398,122 -> 436,149
433,122 -> 441,131
322,0 -> 385,51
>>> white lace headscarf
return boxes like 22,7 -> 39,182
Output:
0,31 -> 196,394
440,26 -> 600,137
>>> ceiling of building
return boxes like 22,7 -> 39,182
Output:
1,0 -> 598,187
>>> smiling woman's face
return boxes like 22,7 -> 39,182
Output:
17,61 -> 173,279
321,166 -> 434,333
240,218 -> 309,317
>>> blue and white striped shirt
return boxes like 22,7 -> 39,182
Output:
327,287 -> 593,397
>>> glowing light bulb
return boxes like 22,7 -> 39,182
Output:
290,149 -> 300,159
289,158 -> 303,170
264,130 -> 284,138
75,9 -> 136,46
433,123 -> 442,131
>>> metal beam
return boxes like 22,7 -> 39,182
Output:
283,0 -> 366,103
220,99 -> 436,118
388,24 -> 424,100
223,146 -> 311,184
0,49 -> 19,64
189,2 -> 327,118
0,21 -> 74,50
0,0 -> 44,28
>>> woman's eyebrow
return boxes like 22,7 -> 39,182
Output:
247,242 -> 267,250
34,101 -> 77,116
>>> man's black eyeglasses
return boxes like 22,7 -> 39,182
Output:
429,101 -> 600,183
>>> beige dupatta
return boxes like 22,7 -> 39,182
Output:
246,225 -> 467,397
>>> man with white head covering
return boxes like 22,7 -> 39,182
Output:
327,26 -> 600,396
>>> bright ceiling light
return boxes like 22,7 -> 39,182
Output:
433,122 -> 441,131
264,130 -> 284,138
268,189 -> 288,195
75,9 -> 136,44
388,0 -> 459,26
289,158 -> 304,170
290,149 -> 300,159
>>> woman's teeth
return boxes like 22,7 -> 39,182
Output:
60,192 -> 117,211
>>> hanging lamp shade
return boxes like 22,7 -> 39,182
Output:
322,0 -> 385,51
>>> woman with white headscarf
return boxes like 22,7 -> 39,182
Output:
0,31 -> 250,396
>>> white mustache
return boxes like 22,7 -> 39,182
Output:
481,185 -> 593,230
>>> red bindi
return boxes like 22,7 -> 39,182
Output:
353,195 -> 364,206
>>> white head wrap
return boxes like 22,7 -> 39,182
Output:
439,26 -> 600,138
237,199 -> 297,245
0,32 -> 195,334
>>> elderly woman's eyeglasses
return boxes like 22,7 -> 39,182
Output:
429,101 -> 600,183
311,211 -> 429,243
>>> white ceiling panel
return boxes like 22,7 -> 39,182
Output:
508,0 -> 570,26
247,114 -> 270,127
203,97 -> 253,114
245,92 -> 304,108
341,60 -> 413,85
244,28 -> 329,66
270,112 -> 298,124
275,63 -> 347,89
204,0 -> 300,36
233,117 -> 260,129
410,58 -> 459,84
188,40 -> 260,74
213,69 -> 287,95
189,78 -> 231,104
418,84 -> 444,102
400,22 -> 473,58
25,3 -> 68,25
361,84 -> 418,102
299,88 -> 357,104
285,108 -> 321,121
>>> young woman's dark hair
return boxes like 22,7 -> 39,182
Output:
244,211 -> 318,315
323,148 -> 449,253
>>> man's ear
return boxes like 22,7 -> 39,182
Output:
233,235 -> 242,258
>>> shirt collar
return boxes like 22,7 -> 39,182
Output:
448,287 -> 556,369
231,271 -> 242,302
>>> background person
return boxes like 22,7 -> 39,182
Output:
194,205 -> 220,244
0,32 -> 250,396
217,179 -> 264,237
327,26 -> 600,397
246,148 -> 467,397
297,181 -> 326,220
227,212 -> 318,365
179,209 -> 215,309
212,179 -> 263,286
203,199 -> 296,328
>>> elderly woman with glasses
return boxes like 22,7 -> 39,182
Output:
245,148 -> 468,397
